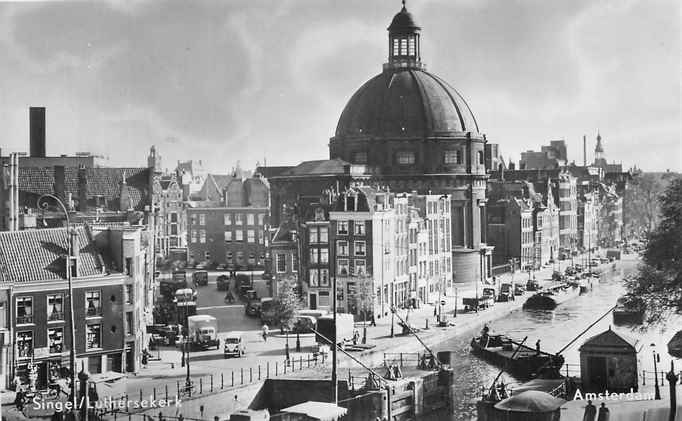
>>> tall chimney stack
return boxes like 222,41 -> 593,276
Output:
583,135 -> 587,167
30,107 -> 46,158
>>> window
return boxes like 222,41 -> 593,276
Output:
354,241 -> 366,256
337,221 -> 348,235
318,291 -> 330,306
319,248 -> 329,264
259,230 -> 265,244
126,312 -> 133,335
320,269 -> 330,287
190,230 -> 197,243
48,327 -> 63,354
224,231 -> 233,241
247,214 -> 255,225
86,324 -> 102,349
276,254 -> 286,273
124,285 -> 133,305
16,297 -> 33,324
170,225 -> 178,235
319,227 -> 328,242
397,151 -> 415,165
199,230 -> 206,243
224,214 -> 232,225
444,150 -> 462,164
204,251 -> 211,260
170,213 -> 178,223
199,214 -> 206,226
190,214 -> 197,225
309,249 -> 318,264
478,150 -> 484,165
337,259 -> 349,276
247,230 -> 255,243
309,269 -> 319,287
257,214 -> 265,226
309,228 -> 317,243
354,259 -> 366,275
400,38 -> 408,55
408,37 -> 416,56
292,254 -> 298,273
235,230 -> 244,241
392,38 -> 399,57
85,291 -> 101,317
235,214 -> 243,225
354,222 -> 365,236
353,151 -> 368,164
16,331 -> 33,358
337,240 -> 348,256
226,251 -> 233,262
47,294 -> 63,321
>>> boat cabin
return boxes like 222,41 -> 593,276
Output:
579,327 -> 640,393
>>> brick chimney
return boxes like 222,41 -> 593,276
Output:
78,165 -> 88,211
53,165 -> 65,202
30,107 -> 46,158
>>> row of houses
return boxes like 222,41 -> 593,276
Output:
269,185 -> 454,319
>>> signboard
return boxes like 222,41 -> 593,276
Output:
33,347 -> 50,358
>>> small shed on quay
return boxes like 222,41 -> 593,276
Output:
579,327 -> 640,393
493,390 -> 565,421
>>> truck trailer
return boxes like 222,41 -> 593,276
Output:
187,315 -> 220,350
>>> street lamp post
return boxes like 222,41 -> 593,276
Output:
37,194 -> 77,411
390,306 -> 395,338
652,344 -> 661,400
285,330 -> 291,366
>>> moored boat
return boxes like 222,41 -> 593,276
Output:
470,334 -> 564,380
612,294 -> 645,324
523,283 -> 579,310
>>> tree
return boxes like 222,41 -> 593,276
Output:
352,275 -> 376,344
272,277 -> 303,332
626,176 -> 682,323
623,173 -> 666,238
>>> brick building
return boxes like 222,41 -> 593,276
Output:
0,225 -> 150,390
186,175 -> 270,270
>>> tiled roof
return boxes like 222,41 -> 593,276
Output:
280,159 -> 350,176
0,226 -> 104,284
18,167 -> 150,210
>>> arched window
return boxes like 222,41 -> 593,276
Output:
478,150 -> 484,165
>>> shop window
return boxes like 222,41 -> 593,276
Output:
86,324 -> 102,349
48,327 -> 64,354
16,331 -> 33,358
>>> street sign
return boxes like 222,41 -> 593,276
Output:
440,300 -> 446,306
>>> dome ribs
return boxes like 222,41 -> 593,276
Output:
407,69 -> 433,138
430,73 -> 479,133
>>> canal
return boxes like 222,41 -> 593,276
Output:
434,256 -> 678,420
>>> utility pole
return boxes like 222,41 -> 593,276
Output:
331,271 -> 338,404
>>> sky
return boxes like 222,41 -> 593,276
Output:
0,0 -> 679,173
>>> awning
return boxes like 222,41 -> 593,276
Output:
281,401 -> 348,420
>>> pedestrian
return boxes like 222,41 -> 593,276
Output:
262,324 -> 269,342
582,399 -> 597,421
597,402 -> 609,421
536,339 -> 541,355
371,314 -> 376,327
352,330 -> 359,345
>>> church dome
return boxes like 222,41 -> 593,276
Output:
335,68 -> 479,139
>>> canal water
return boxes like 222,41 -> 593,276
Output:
434,256 -> 679,420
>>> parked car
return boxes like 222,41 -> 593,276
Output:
193,270 -> 209,286
245,300 -> 262,317
216,275 -> 230,291
514,284 -> 525,296
498,283 -> 514,302
482,287 -> 496,302
223,332 -> 246,358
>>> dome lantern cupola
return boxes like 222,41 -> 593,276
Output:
386,1 -> 423,71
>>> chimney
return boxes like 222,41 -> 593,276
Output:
30,107 -> 46,158
583,135 -> 587,167
78,165 -> 88,212
53,165 -> 65,202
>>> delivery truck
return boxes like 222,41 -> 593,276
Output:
187,315 -> 220,350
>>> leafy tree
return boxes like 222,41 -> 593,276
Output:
272,277 -> 303,332
353,275 -> 376,321
623,173 -> 666,238
626,176 -> 682,323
